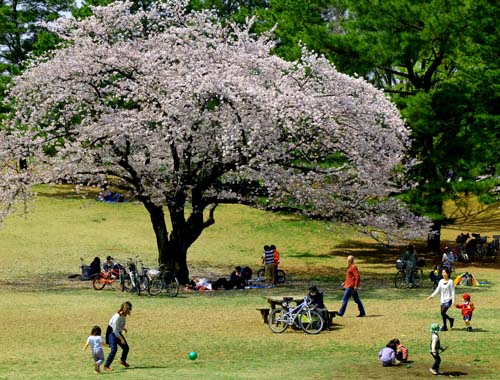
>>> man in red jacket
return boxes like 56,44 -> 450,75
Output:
337,255 -> 366,317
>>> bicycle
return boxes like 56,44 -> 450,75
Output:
257,267 -> 286,284
394,259 -> 423,288
147,265 -> 180,297
92,261 -> 124,290
268,296 -> 324,334
120,256 -> 146,295
455,233 -> 470,262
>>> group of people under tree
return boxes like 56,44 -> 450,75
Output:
87,255 -> 118,278
186,266 -> 253,291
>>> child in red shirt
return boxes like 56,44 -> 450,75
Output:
455,293 -> 475,332
392,338 -> 408,362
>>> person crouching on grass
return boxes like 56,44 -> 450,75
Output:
455,293 -> 475,332
378,340 -> 400,367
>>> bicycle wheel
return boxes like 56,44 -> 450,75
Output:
257,269 -> 265,279
299,309 -> 324,334
394,271 -> 405,288
130,271 -> 141,295
276,270 -> 286,284
148,277 -> 163,296
414,269 -> 423,288
120,272 -> 132,293
268,308 -> 290,333
138,275 -> 150,294
93,273 -> 107,290
165,277 -> 180,297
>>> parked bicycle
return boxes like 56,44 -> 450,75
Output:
257,267 -> 286,284
120,256 -> 145,295
466,233 -> 488,261
455,233 -> 470,262
92,260 -> 124,290
268,296 -> 324,334
394,258 -> 424,288
147,265 -> 180,297
487,235 -> 500,260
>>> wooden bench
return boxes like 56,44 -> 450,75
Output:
256,307 -> 270,323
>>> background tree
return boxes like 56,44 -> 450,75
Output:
215,0 -> 499,249
325,0 -> 500,249
0,0 -> 74,169
1,0 -> 427,281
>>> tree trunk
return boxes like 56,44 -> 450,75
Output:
143,201 -> 191,284
427,220 -> 442,254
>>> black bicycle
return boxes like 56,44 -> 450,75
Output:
257,267 -> 286,284
120,256 -> 148,295
147,265 -> 180,297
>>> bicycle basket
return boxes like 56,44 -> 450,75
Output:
147,268 -> 161,279
396,259 -> 405,270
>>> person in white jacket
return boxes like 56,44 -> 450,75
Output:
427,268 -> 455,331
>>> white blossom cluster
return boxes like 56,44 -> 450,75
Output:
0,0 -> 430,241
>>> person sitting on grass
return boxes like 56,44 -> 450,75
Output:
378,340 -> 400,367
212,266 -> 246,290
392,338 -> 408,363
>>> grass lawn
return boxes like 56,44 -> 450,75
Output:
0,185 -> 499,379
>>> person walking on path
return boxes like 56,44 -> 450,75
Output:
104,301 -> 132,371
337,255 -> 366,317
427,267 -> 455,331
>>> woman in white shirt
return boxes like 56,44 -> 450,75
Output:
103,301 -> 132,371
427,268 -> 455,331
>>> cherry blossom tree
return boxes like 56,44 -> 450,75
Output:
0,0 -> 429,281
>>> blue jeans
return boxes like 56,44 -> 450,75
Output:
104,333 -> 129,368
337,287 -> 366,316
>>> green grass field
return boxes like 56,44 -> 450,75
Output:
1,185 -> 499,379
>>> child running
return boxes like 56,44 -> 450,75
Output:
455,293 -> 475,332
83,325 -> 106,374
